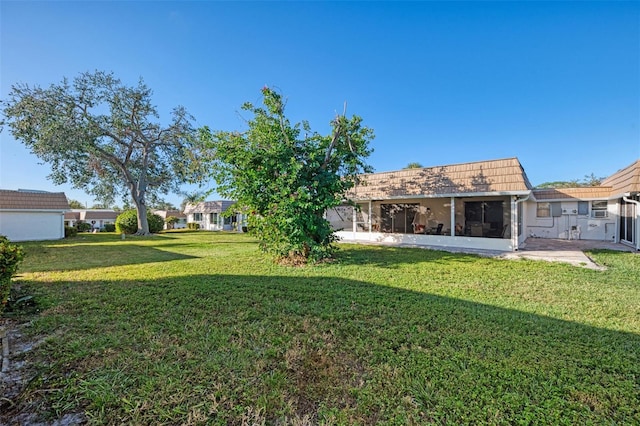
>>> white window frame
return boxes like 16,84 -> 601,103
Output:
591,200 -> 608,218
536,202 -> 551,218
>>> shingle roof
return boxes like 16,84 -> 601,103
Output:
601,159 -> 640,197
183,200 -> 235,214
348,158 -> 533,200
64,211 -> 81,220
532,187 -> 612,200
81,210 -> 119,220
0,189 -> 70,210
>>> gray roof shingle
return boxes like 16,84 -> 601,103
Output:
0,189 -> 70,210
348,157 -> 533,200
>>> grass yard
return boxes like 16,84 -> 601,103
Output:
1,231 -> 639,425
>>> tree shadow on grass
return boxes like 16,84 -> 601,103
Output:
335,244 -> 490,269
6,273 -> 639,425
19,243 -> 197,273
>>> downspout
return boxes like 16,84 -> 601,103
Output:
622,194 -> 640,251
513,193 -> 531,251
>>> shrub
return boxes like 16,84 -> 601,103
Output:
116,210 -> 164,234
65,226 -> 78,238
187,222 -> 200,230
76,221 -> 92,232
103,223 -> 116,232
0,236 -> 25,312
165,216 -> 179,230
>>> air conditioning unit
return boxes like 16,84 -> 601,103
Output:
593,210 -> 608,218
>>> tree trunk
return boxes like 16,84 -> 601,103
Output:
135,201 -> 150,235
130,187 -> 151,235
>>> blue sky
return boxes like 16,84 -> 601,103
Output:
1,1 -> 639,208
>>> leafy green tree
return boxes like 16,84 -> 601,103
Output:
180,190 -> 206,212
90,203 -> 110,209
1,71 -> 207,235
535,173 -> 604,189
535,180 -> 580,189
165,216 -> 180,229
404,162 -> 424,169
204,87 -> 373,263
581,173 -> 603,187
150,200 -> 177,210
67,199 -> 85,209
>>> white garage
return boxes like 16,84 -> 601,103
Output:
0,189 -> 70,242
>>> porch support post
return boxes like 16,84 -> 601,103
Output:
511,196 -> 517,250
352,205 -> 357,236
368,200 -> 372,233
450,197 -> 455,236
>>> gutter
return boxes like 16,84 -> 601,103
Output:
622,194 -> 640,251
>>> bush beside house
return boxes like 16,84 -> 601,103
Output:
116,210 -> 164,234
0,235 -> 25,312
65,226 -> 78,238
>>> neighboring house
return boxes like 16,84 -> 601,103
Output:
153,209 -> 187,230
329,157 -> 640,252
183,200 -> 246,231
0,189 -> 70,241
64,209 -> 119,230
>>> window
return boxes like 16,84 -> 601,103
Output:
591,200 -> 608,218
380,203 -> 418,233
536,202 -> 551,218
224,214 -> 237,225
209,212 -> 218,224
578,201 -> 589,216
193,213 -> 202,221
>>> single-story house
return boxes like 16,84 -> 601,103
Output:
64,209 -> 119,230
0,189 -> 70,241
328,157 -> 640,252
153,209 -> 187,230
183,200 -> 246,231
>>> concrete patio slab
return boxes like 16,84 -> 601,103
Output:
501,238 -> 636,270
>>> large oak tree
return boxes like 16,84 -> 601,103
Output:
1,71 -> 206,234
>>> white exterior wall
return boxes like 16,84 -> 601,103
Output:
524,200 -> 617,241
335,230 -> 514,252
0,211 -> 65,241
187,213 -> 245,231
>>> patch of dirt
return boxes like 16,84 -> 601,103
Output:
0,319 -> 86,425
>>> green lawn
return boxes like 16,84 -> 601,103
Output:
3,232 -> 639,425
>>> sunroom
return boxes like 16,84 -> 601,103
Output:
327,158 -> 534,252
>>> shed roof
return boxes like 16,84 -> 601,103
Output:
601,159 -> 640,197
532,187 -> 612,201
183,200 -> 235,214
0,189 -> 70,211
348,158 -> 533,200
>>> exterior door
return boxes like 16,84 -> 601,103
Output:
620,199 -> 636,245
